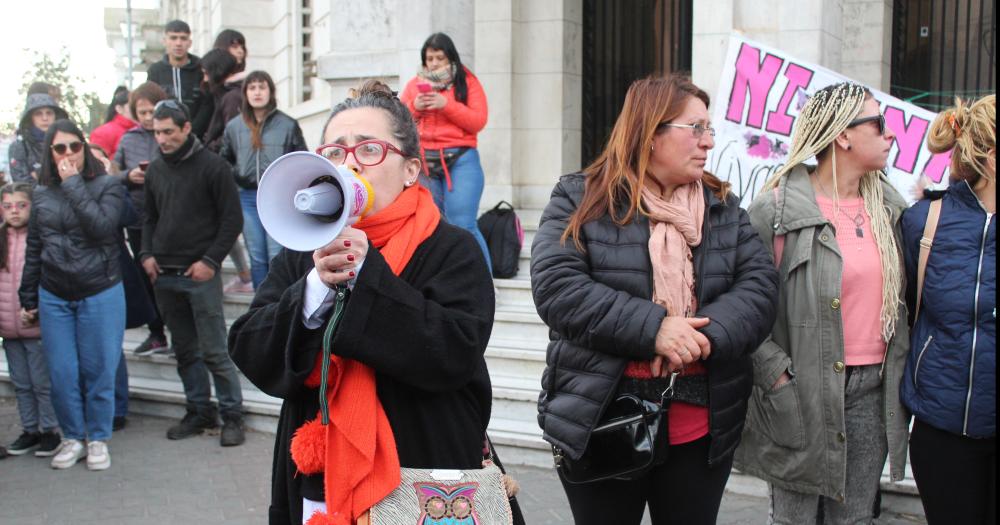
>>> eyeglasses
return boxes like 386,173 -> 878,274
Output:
847,114 -> 886,136
315,140 -> 406,166
1,202 -> 30,211
658,122 -> 716,138
50,141 -> 84,155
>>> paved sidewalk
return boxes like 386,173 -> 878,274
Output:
0,399 -> 924,524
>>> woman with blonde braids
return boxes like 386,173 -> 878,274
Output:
900,94 -> 995,525
735,82 -> 911,524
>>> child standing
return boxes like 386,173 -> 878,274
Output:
1,182 -> 60,456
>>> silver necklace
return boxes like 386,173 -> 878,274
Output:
817,181 -> 865,238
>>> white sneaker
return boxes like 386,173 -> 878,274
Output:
50,439 -> 86,469
86,441 -> 111,471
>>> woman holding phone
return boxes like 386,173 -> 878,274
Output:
400,32 -> 492,272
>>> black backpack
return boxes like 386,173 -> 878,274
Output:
477,201 -> 523,278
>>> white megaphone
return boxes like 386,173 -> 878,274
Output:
257,151 -> 374,252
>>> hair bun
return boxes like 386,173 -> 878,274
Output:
927,99 -> 965,154
350,80 -> 397,100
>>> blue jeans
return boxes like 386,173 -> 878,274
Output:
39,284 -> 125,441
2,338 -> 58,434
422,147 -> 491,273
240,188 -> 283,289
153,272 -> 243,417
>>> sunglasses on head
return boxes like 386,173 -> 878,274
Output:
50,141 -> 84,155
847,114 -> 886,136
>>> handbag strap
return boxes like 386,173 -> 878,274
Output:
915,199 -> 942,323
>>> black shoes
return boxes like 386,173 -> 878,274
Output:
220,414 -> 246,447
166,410 -> 219,440
34,431 -> 61,457
113,416 -> 128,431
133,334 -> 168,357
6,432 -> 40,455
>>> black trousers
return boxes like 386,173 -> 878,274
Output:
910,419 -> 996,525
559,435 -> 732,525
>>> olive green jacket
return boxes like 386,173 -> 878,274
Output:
734,165 -> 911,500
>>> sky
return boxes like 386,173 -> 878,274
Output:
0,0 -> 158,130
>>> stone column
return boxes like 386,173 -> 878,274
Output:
841,0 -> 893,91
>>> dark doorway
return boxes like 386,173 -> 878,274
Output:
581,0 -> 693,167
891,0 -> 996,111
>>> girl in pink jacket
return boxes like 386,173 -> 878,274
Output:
1,182 -> 60,456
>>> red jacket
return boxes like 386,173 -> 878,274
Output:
89,113 -> 137,159
400,68 -> 488,150
0,227 -> 40,339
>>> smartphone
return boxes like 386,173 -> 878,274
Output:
417,82 -> 433,94
138,161 -> 150,171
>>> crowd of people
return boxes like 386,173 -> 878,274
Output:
0,16 -> 994,525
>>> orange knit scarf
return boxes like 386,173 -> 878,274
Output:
292,184 -> 441,525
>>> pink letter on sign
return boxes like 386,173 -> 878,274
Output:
884,106 -> 929,174
922,150 -> 952,183
726,43 -> 784,129
766,63 -> 814,136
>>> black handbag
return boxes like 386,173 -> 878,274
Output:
554,372 -> 678,484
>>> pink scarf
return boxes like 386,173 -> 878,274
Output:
641,181 -> 705,316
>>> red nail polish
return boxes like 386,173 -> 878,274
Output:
347,254 -> 355,262
344,240 -> 352,247
348,271 -> 355,278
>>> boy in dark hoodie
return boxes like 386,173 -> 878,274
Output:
146,20 -> 213,139
7,92 -> 68,184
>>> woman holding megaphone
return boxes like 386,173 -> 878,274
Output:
228,80 -> 496,525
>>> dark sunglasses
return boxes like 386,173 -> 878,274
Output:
50,141 -> 84,155
847,114 -> 886,136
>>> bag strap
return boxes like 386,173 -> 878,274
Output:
915,199 -> 943,322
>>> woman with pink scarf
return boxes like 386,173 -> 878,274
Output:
530,74 -> 778,525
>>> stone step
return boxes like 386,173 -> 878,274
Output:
491,304 -> 550,343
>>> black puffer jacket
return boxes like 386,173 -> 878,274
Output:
530,173 -> 778,466
19,172 -> 127,309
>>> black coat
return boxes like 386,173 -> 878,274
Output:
228,221 -> 495,525
19,173 -> 127,309
530,173 -> 778,466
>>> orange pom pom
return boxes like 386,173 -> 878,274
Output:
290,416 -> 326,475
304,510 -> 351,525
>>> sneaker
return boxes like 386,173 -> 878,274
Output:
50,439 -> 86,469
133,334 -> 168,356
6,431 -> 40,455
220,414 -> 246,447
34,431 -> 61,457
113,416 -> 127,431
86,441 -> 111,471
166,410 -> 219,440
224,276 -> 254,294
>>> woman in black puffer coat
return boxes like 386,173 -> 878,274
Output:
530,74 -> 778,525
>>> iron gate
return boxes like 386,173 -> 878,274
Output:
581,0 -> 692,167
891,0 -> 996,110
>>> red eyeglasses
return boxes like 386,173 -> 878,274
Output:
315,139 -> 406,166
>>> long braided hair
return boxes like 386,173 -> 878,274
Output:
764,82 -> 902,342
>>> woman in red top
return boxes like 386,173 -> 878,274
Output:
400,33 -> 491,272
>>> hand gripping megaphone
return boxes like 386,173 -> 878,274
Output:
257,151 -> 375,252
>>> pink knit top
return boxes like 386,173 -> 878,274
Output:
815,194 -> 888,365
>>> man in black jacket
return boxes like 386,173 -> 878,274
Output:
140,100 -> 245,446
146,20 -> 212,138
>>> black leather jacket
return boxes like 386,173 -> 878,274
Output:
19,173 -> 126,308
530,173 -> 778,466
